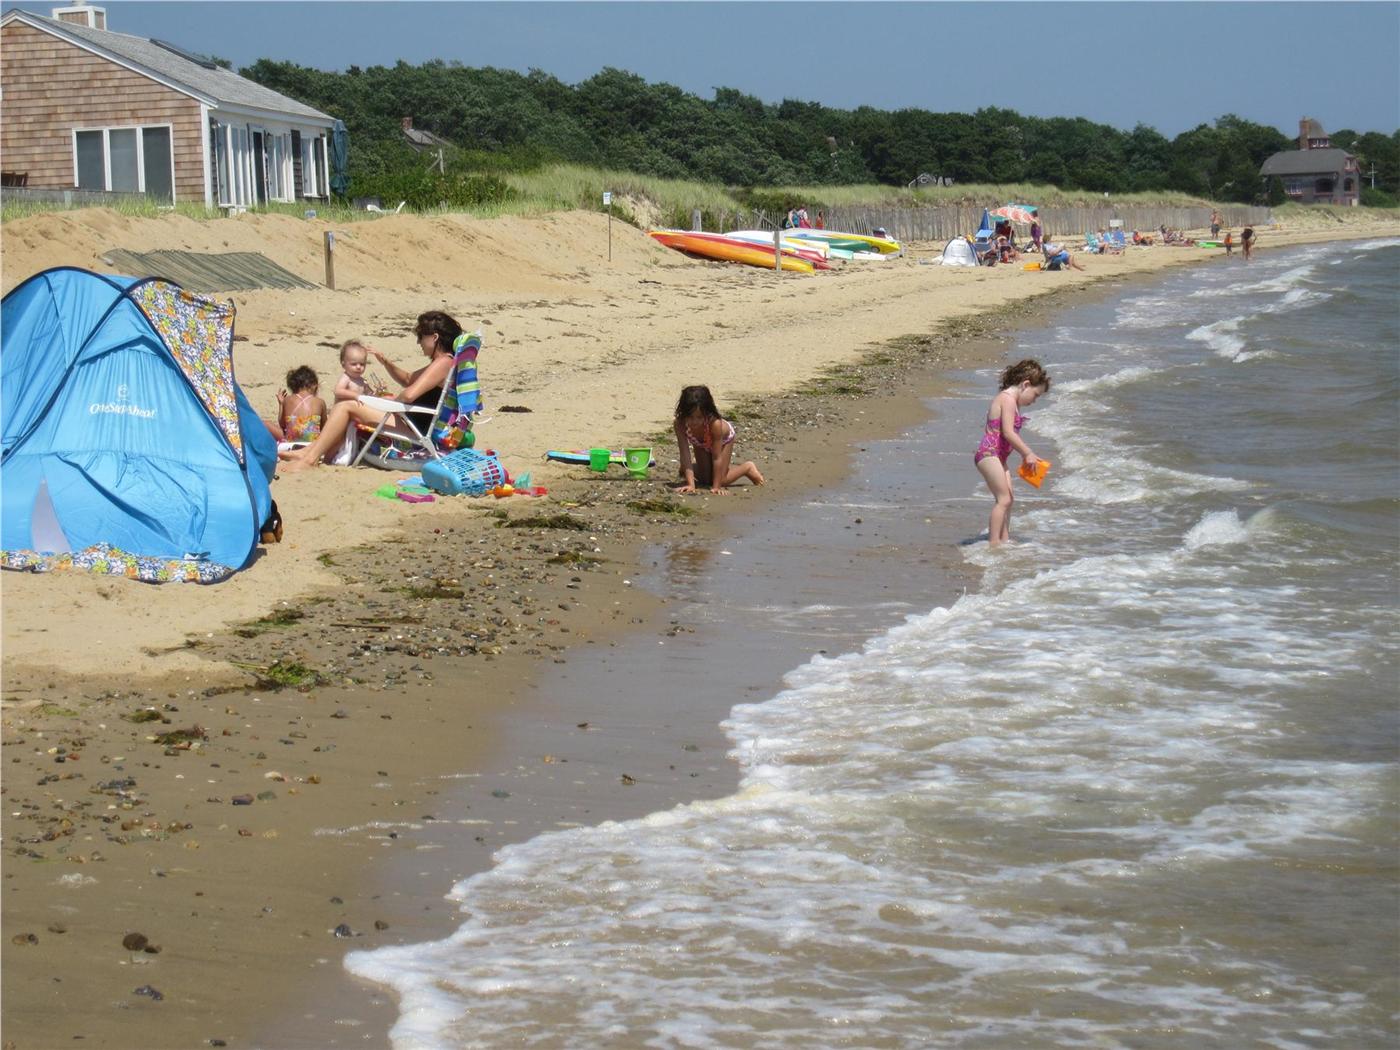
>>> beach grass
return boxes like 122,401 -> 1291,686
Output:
7,167 -> 1397,230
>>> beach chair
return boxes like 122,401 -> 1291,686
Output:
1109,228 -> 1128,250
352,331 -> 483,469
1084,232 -> 1105,254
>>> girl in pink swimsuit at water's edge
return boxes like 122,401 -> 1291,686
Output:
974,359 -> 1049,545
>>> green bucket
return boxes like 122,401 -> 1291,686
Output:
588,448 -> 611,472
623,447 -> 651,478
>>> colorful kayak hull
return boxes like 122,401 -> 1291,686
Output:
649,230 -> 816,273
787,229 -> 902,254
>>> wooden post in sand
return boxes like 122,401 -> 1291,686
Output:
773,226 -> 781,273
323,231 -> 335,290
604,191 -> 612,262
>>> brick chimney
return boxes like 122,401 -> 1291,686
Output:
402,117 -> 413,132
1299,117 -> 1309,151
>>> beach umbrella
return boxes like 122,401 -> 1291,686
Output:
329,120 -> 349,197
991,204 -> 1037,225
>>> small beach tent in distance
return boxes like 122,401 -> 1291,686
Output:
940,236 -> 978,266
1,268 -> 277,583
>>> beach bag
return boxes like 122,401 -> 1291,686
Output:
420,447 -> 508,496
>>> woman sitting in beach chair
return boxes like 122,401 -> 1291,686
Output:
278,311 -> 470,471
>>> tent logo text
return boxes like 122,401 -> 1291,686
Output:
90,385 -> 156,419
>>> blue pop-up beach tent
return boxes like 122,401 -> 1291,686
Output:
1,267 -> 276,583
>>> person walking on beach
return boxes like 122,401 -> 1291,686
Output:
1241,226 -> 1255,261
1210,210 -> 1222,239
974,359 -> 1049,545
674,385 -> 764,495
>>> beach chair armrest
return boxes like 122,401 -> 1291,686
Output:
357,394 -> 433,415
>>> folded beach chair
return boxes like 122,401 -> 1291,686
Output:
352,331 -> 483,469
1083,232 -> 1105,254
1109,228 -> 1128,250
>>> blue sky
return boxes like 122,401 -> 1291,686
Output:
11,2 -> 1399,137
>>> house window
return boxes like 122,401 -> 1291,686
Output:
1343,178 -> 1355,192
1314,178 -> 1334,194
73,124 -> 174,201
300,135 -> 325,197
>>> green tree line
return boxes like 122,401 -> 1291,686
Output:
242,59 -> 1400,205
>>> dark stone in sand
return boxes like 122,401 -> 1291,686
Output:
122,932 -> 149,951
374,920 -> 389,930
231,795 -> 254,806
133,984 -> 164,1001
332,923 -> 357,938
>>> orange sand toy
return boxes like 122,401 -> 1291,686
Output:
1018,459 -> 1051,487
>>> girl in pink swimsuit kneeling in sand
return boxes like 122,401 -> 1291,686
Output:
674,385 -> 765,495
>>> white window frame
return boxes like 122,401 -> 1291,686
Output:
70,123 -> 176,199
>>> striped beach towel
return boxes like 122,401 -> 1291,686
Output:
430,331 -> 482,446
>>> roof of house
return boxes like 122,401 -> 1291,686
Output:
404,126 -> 454,150
1259,148 -> 1353,177
1,10 -> 333,124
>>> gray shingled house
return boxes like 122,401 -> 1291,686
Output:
1259,118 -> 1361,206
1,3 -> 336,208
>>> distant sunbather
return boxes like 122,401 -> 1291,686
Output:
1043,238 -> 1086,271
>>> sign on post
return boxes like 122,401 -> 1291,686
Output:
604,192 -> 613,261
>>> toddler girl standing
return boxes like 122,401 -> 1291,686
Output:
674,385 -> 764,495
974,359 -> 1049,545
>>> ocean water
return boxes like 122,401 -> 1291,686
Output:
347,240 -> 1400,1049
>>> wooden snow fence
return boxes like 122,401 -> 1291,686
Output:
713,205 -> 1274,245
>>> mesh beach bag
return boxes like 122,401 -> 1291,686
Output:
420,448 -> 508,496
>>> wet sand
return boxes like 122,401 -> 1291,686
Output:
2,207 -> 1397,1049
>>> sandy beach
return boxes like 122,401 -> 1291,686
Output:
2,205 -> 1397,1049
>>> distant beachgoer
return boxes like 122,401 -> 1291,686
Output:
673,385 -> 764,495
278,311 -> 462,470
797,206 -> 812,229
783,208 -> 797,229
333,339 -> 379,403
275,365 -> 326,445
1029,220 -> 1042,251
815,211 -> 826,230
1242,226 -> 1255,261
974,359 -> 1049,545
1210,210 -> 1222,238
1223,231 -> 1233,256
1042,237 -> 1086,271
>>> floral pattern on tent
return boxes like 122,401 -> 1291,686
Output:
0,543 -> 236,584
132,281 -> 244,463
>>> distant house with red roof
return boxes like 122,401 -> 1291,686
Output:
1259,118 -> 1360,206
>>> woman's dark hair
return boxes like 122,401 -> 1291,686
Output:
999,359 -> 1050,392
675,384 -> 722,422
285,365 -> 318,392
413,310 -> 463,354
